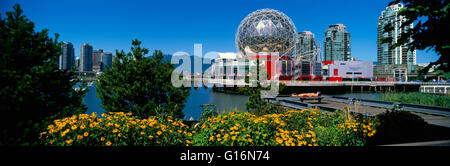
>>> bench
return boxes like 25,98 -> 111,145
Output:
296,97 -> 324,103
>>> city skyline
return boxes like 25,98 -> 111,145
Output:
0,0 -> 439,64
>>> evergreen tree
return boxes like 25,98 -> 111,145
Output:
0,4 -> 87,145
96,39 -> 190,119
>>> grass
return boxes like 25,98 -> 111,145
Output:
378,92 -> 450,108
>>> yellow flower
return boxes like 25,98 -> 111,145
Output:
231,136 -> 236,140
149,135 -> 154,139
248,138 -> 253,142
77,135 -> 84,140
65,139 -> 73,145
105,141 -> 112,146
83,132 -> 89,137
118,133 -> 122,137
71,125 -> 77,130
209,136 -> 215,141
100,137 -> 105,141
49,140 -> 55,144
276,137 -> 283,144
112,129 -> 118,133
80,125 -> 86,129
140,131 -> 145,135
157,131 -> 162,135
115,124 -> 120,128
274,118 -> 280,124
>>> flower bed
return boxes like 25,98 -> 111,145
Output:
40,108 -> 377,146
40,112 -> 193,146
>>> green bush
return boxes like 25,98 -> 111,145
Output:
367,110 -> 429,145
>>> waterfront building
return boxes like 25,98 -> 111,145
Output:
101,52 -> 113,71
59,42 -> 75,70
323,24 -> 352,61
296,31 -> 318,61
80,43 -> 93,72
376,3 -> 416,81
322,60 -> 373,82
211,52 -> 248,80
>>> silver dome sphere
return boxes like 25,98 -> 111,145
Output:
236,8 -> 297,56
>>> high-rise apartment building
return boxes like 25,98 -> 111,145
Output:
376,3 -> 416,76
59,42 -> 75,70
80,43 -> 93,72
296,31 -> 318,61
323,24 -> 351,61
93,49 -> 103,72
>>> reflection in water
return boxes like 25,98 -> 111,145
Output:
83,85 -> 249,120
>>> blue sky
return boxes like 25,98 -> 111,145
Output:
0,0 -> 439,63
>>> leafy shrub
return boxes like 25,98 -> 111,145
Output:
39,112 -> 193,146
367,110 -> 429,145
283,108 -> 377,146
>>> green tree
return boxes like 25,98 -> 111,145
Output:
96,39 -> 190,119
381,0 -> 450,75
0,4 -> 87,146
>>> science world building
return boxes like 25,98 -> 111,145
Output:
211,8 -> 371,82
236,8 -> 297,57
212,8 -> 323,81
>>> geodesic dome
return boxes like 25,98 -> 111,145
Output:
236,9 -> 297,57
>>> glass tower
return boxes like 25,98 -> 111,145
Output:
80,43 -> 93,72
377,3 -> 416,75
323,24 -> 351,61
296,31 -> 317,61
59,42 -> 75,70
